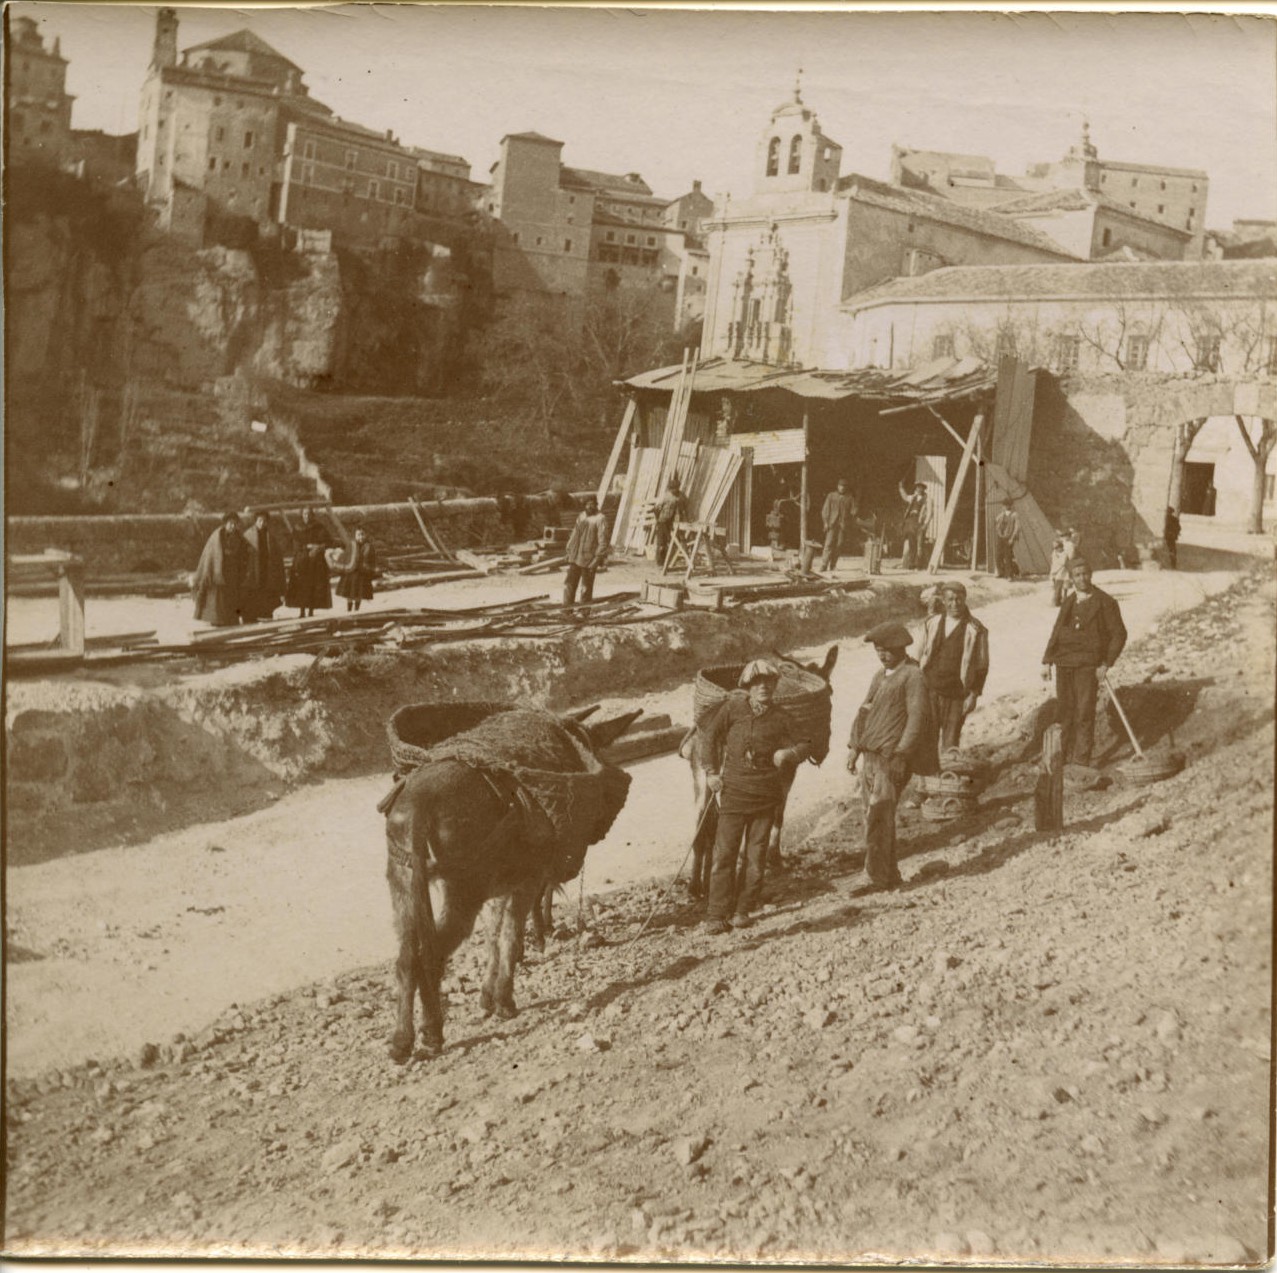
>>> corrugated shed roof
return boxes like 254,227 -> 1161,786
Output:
843,259 -> 1277,308
837,173 -> 1078,259
621,355 -> 995,404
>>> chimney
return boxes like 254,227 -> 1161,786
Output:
152,8 -> 178,71
692,179 -> 702,194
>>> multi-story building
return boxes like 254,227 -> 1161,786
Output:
136,9 -> 475,248
894,122 -> 1209,256
486,130 -> 710,324
700,88 -> 1075,369
6,13 -> 74,167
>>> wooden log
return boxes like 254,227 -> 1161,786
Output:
517,555 -> 567,575
57,560 -> 86,656
1034,722 -> 1064,832
454,549 -> 491,575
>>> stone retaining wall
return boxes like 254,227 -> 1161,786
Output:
5,582 -> 928,863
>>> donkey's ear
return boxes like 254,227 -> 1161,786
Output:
585,710 -> 643,753
561,704 -> 601,724
820,644 -> 840,680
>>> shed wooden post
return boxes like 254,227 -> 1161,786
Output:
58,557 -> 86,656
799,410 -> 810,549
971,433 -> 983,571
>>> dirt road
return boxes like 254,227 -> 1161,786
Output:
5,565 -> 1272,1264
3,564 -> 1249,1080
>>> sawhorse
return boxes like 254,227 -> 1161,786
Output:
662,521 -> 735,583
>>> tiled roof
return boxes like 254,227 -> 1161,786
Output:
897,148 -> 997,181
562,166 -> 654,197
836,172 -> 1078,259
993,187 -> 1193,236
184,29 -> 300,69
842,259 -> 1277,308
1099,158 -> 1208,180
502,131 -> 563,146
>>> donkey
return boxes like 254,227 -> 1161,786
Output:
383,707 -> 640,1063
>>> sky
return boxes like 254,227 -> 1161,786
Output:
13,3 -> 1277,226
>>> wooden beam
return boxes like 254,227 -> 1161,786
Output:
926,412 -> 984,574
57,559 -> 86,656
800,410 -> 810,549
926,404 -> 968,450
597,399 -> 637,505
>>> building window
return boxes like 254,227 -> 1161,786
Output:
932,333 -> 955,359
564,238 -> 572,252
258,166 -> 265,176
1195,334 -> 1221,371
388,161 -> 398,180
788,135 -> 802,175
625,233 -> 636,245
242,162 -> 250,177
208,155 -> 217,172
1160,180 -> 1167,190
243,130 -> 253,148
691,265 -> 699,277
1157,204 -> 1165,214
646,236 -> 656,247
1100,173 -> 1107,184
1131,176 -> 1138,187
766,136 -> 780,177
1053,333 -> 1081,372
512,232 -> 519,244
568,195 -> 575,205
1101,228 -> 1112,247
394,188 -> 408,206
215,126 -> 225,142
1126,333 -> 1150,371
303,140 -> 316,160
368,180 -> 380,200
223,159 -> 231,170
301,163 -> 314,184
1192,182 -> 1199,193
213,96 -> 222,106
605,231 -> 615,243
345,151 -> 356,170
1265,336 -> 1277,377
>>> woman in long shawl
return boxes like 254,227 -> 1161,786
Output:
285,508 -> 334,617
242,511 -> 287,623
335,525 -> 379,613
193,512 -> 248,627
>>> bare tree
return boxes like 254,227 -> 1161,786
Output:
1234,415 -> 1277,533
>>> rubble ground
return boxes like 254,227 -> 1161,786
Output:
4,563 -> 1272,1265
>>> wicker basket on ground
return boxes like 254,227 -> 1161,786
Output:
915,749 -> 991,821
693,662 -> 833,763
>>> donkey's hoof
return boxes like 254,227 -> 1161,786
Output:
388,1035 -> 413,1065
494,1001 -> 518,1021
479,988 -> 495,1016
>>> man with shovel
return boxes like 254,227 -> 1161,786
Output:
1041,558 -> 1127,767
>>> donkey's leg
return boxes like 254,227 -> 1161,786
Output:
479,896 -> 506,1017
386,855 -> 418,1064
767,774 -> 795,872
490,884 -> 534,1019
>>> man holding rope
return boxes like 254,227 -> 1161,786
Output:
701,660 -> 812,934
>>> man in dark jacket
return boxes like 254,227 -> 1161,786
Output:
847,622 -> 935,894
701,660 -> 811,933
819,478 -> 858,572
1041,558 -> 1128,766
564,497 -> 608,606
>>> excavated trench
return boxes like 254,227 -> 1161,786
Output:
6,581 -> 933,865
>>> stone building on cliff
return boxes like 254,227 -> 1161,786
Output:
484,130 -> 711,328
135,9 -> 482,248
5,13 -> 74,167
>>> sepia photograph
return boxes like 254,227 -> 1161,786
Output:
3,1 -> 1275,1264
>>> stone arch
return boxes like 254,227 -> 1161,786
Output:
787,135 -> 802,175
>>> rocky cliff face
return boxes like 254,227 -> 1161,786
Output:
6,169 -> 483,511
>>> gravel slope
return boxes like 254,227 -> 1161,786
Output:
5,572 -> 1273,1265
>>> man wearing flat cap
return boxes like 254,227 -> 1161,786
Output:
917,580 -> 989,753
701,659 -> 812,933
847,623 -> 935,893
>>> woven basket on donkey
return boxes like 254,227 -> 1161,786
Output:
387,701 -> 515,775
385,701 -> 631,867
693,663 -> 833,764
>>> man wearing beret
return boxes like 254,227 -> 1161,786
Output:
847,623 -> 935,893
917,580 -> 989,753
702,659 -> 812,933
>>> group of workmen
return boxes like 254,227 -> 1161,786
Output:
696,555 -> 1127,929
192,508 -> 379,627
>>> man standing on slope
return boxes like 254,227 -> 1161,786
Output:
563,497 -> 609,607
847,622 -> 935,894
917,580 -> 989,753
1041,558 -> 1127,767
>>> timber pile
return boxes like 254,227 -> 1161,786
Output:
3,592 -> 653,676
